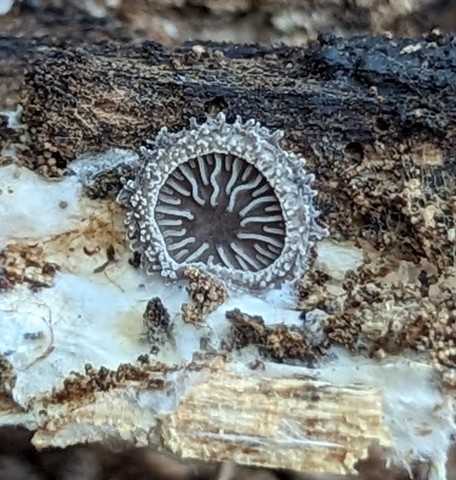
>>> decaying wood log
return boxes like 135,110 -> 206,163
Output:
1,11 -> 456,479
10,358 -> 393,474
19,34 -> 456,271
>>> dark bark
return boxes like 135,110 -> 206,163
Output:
15,33 -> 456,270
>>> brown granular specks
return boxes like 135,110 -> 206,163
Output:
369,266 -> 456,379
0,242 -> 58,290
47,361 -> 173,405
224,309 -> 325,363
181,267 -> 228,326
83,161 -> 137,201
0,355 -> 16,408
300,250 -> 456,383
141,297 -> 173,354
324,313 -> 363,352
299,267 -> 347,315
264,325 -> 316,363
317,136 -> 456,272
224,309 -> 267,350
319,260 -> 429,355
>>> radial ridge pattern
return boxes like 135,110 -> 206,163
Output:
156,153 -> 285,272
118,113 -> 326,290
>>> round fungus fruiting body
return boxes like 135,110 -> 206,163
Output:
119,113 -> 326,289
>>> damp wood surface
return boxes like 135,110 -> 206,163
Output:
16,33 -> 456,271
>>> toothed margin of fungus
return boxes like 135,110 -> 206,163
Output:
118,113 -> 326,290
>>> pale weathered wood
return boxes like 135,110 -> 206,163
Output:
159,370 -> 392,474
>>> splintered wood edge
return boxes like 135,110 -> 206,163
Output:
158,370 -> 393,474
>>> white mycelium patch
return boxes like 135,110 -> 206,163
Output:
1,130 -> 454,478
119,114 -> 326,289
0,162 -> 305,406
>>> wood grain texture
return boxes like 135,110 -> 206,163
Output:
159,370 -> 393,474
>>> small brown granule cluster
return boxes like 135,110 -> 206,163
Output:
396,275 -> 456,386
300,254 -> 456,384
224,309 -> 324,363
224,309 -> 267,350
299,268 -> 334,311
264,325 -> 317,363
441,368 -> 456,390
324,313 -> 362,351
141,297 -> 173,354
181,267 -> 228,326
0,243 -> 58,290
83,162 -> 137,200
0,267 -> 10,291
47,361 -> 171,405
0,355 -> 16,407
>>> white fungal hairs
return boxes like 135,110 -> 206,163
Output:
118,113 -> 326,289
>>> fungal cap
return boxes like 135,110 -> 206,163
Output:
118,113 -> 326,290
